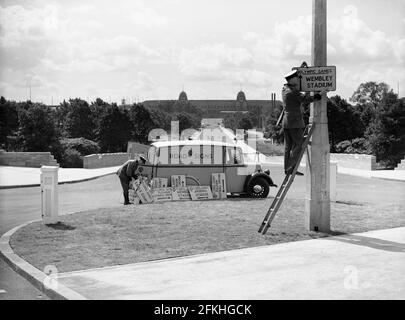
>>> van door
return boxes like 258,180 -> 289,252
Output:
224,146 -> 246,193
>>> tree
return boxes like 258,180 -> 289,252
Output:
97,104 -> 132,152
350,82 -> 390,107
64,98 -> 96,140
130,104 -> 155,144
238,116 -> 253,131
175,112 -> 200,132
17,103 -> 57,151
327,96 -> 363,152
0,97 -> 19,149
364,90 -> 405,167
90,98 -> 110,129
264,104 -> 284,144
149,109 -> 171,131
350,82 -> 390,130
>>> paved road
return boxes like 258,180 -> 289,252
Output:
1,168 -> 404,299
0,173 -> 121,300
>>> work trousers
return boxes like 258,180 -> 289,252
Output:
119,175 -> 131,204
284,127 -> 304,174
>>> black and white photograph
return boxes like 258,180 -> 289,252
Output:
0,0 -> 404,310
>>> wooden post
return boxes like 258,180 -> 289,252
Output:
305,0 -> 331,232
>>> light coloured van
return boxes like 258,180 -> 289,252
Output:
138,140 -> 277,198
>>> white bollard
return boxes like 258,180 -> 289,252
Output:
40,166 -> 59,224
330,161 -> 337,202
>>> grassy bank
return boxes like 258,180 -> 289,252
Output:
11,195 -> 405,273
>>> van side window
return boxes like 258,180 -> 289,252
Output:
157,146 -> 169,165
148,146 -> 156,164
225,147 -> 243,165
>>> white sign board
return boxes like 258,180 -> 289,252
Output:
128,189 -> 140,204
152,187 -> 173,202
151,177 -> 168,189
188,186 -> 213,201
171,175 -> 186,187
133,178 -> 154,204
211,173 -> 227,199
171,187 -> 191,201
297,66 -> 336,92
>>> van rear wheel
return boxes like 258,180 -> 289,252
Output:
247,177 -> 270,198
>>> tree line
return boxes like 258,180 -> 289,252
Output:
0,81 -> 404,168
0,97 -> 201,167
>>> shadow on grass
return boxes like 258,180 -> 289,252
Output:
45,221 -> 76,231
226,194 -> 273,201
336,200 -> 365,206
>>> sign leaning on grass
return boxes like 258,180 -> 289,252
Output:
211,173 -> 227,199
128,189 -> 140,204
171,175 -> 186,187
297,66 -> 336,92
172,187 -> 192,201
151,178 -> 168,189
188,186 -> 213,201
134,178 -> 154,204
152,187 -> 173,202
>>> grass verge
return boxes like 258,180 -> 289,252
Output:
10,196 -> 405,273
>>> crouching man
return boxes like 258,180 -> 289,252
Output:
117,156 -> 147,205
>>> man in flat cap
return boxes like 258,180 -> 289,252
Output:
116,156 -> 147,205
281,68 -> 321,175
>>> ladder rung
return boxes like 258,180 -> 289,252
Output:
258,123 -> 315,235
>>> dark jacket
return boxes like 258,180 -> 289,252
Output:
281,84 -> 318,129
117,160 -> 139,180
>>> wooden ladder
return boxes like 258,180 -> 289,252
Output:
258,124 -> 315,235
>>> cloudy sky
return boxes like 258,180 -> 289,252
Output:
0,0 -> 404,104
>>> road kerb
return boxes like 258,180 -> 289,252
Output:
0,220 -> 87,300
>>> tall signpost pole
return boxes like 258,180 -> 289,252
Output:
305,0 -> 330,232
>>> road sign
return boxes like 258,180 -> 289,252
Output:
297,66 -> 336,92
188,186 -> 213,201
211,173 -> 227,199
152,187 -> 173,202
171,175 -> 186,187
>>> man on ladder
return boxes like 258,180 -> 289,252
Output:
259,66 -> 322,234
281,68 -> 321,175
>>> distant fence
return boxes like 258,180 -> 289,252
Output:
127,141 -> 150,159
330,153 -> 377,171
0,151 -> 58,167
83,153 -> 129,169
83,142 -> 150,168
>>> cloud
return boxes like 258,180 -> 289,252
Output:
328,5 -> 397,63
41,35 -> 163,73
130,7 -> 168,27
0,4 -> 60,47
179,43 -> 253,81
125,71 -> 156,92
240,5 -> 404,97
0,2 -> 167,74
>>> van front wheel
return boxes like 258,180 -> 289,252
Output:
247,177 -> 270,198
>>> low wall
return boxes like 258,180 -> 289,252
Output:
83,153 -> 130,169
0,151 -> 58,167
127,142 -> 150,159
330,153 -> 377,171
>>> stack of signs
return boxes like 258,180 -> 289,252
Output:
128,179 -> 140,204
128,189 -> 140,204
151,177 -> 168,189
133,178 -> 154,204
171,187 -> 192,201
171,175 -> 186,187
152,187 -> 173,202
188,186 -> 213,201
211,173 -> 227,199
